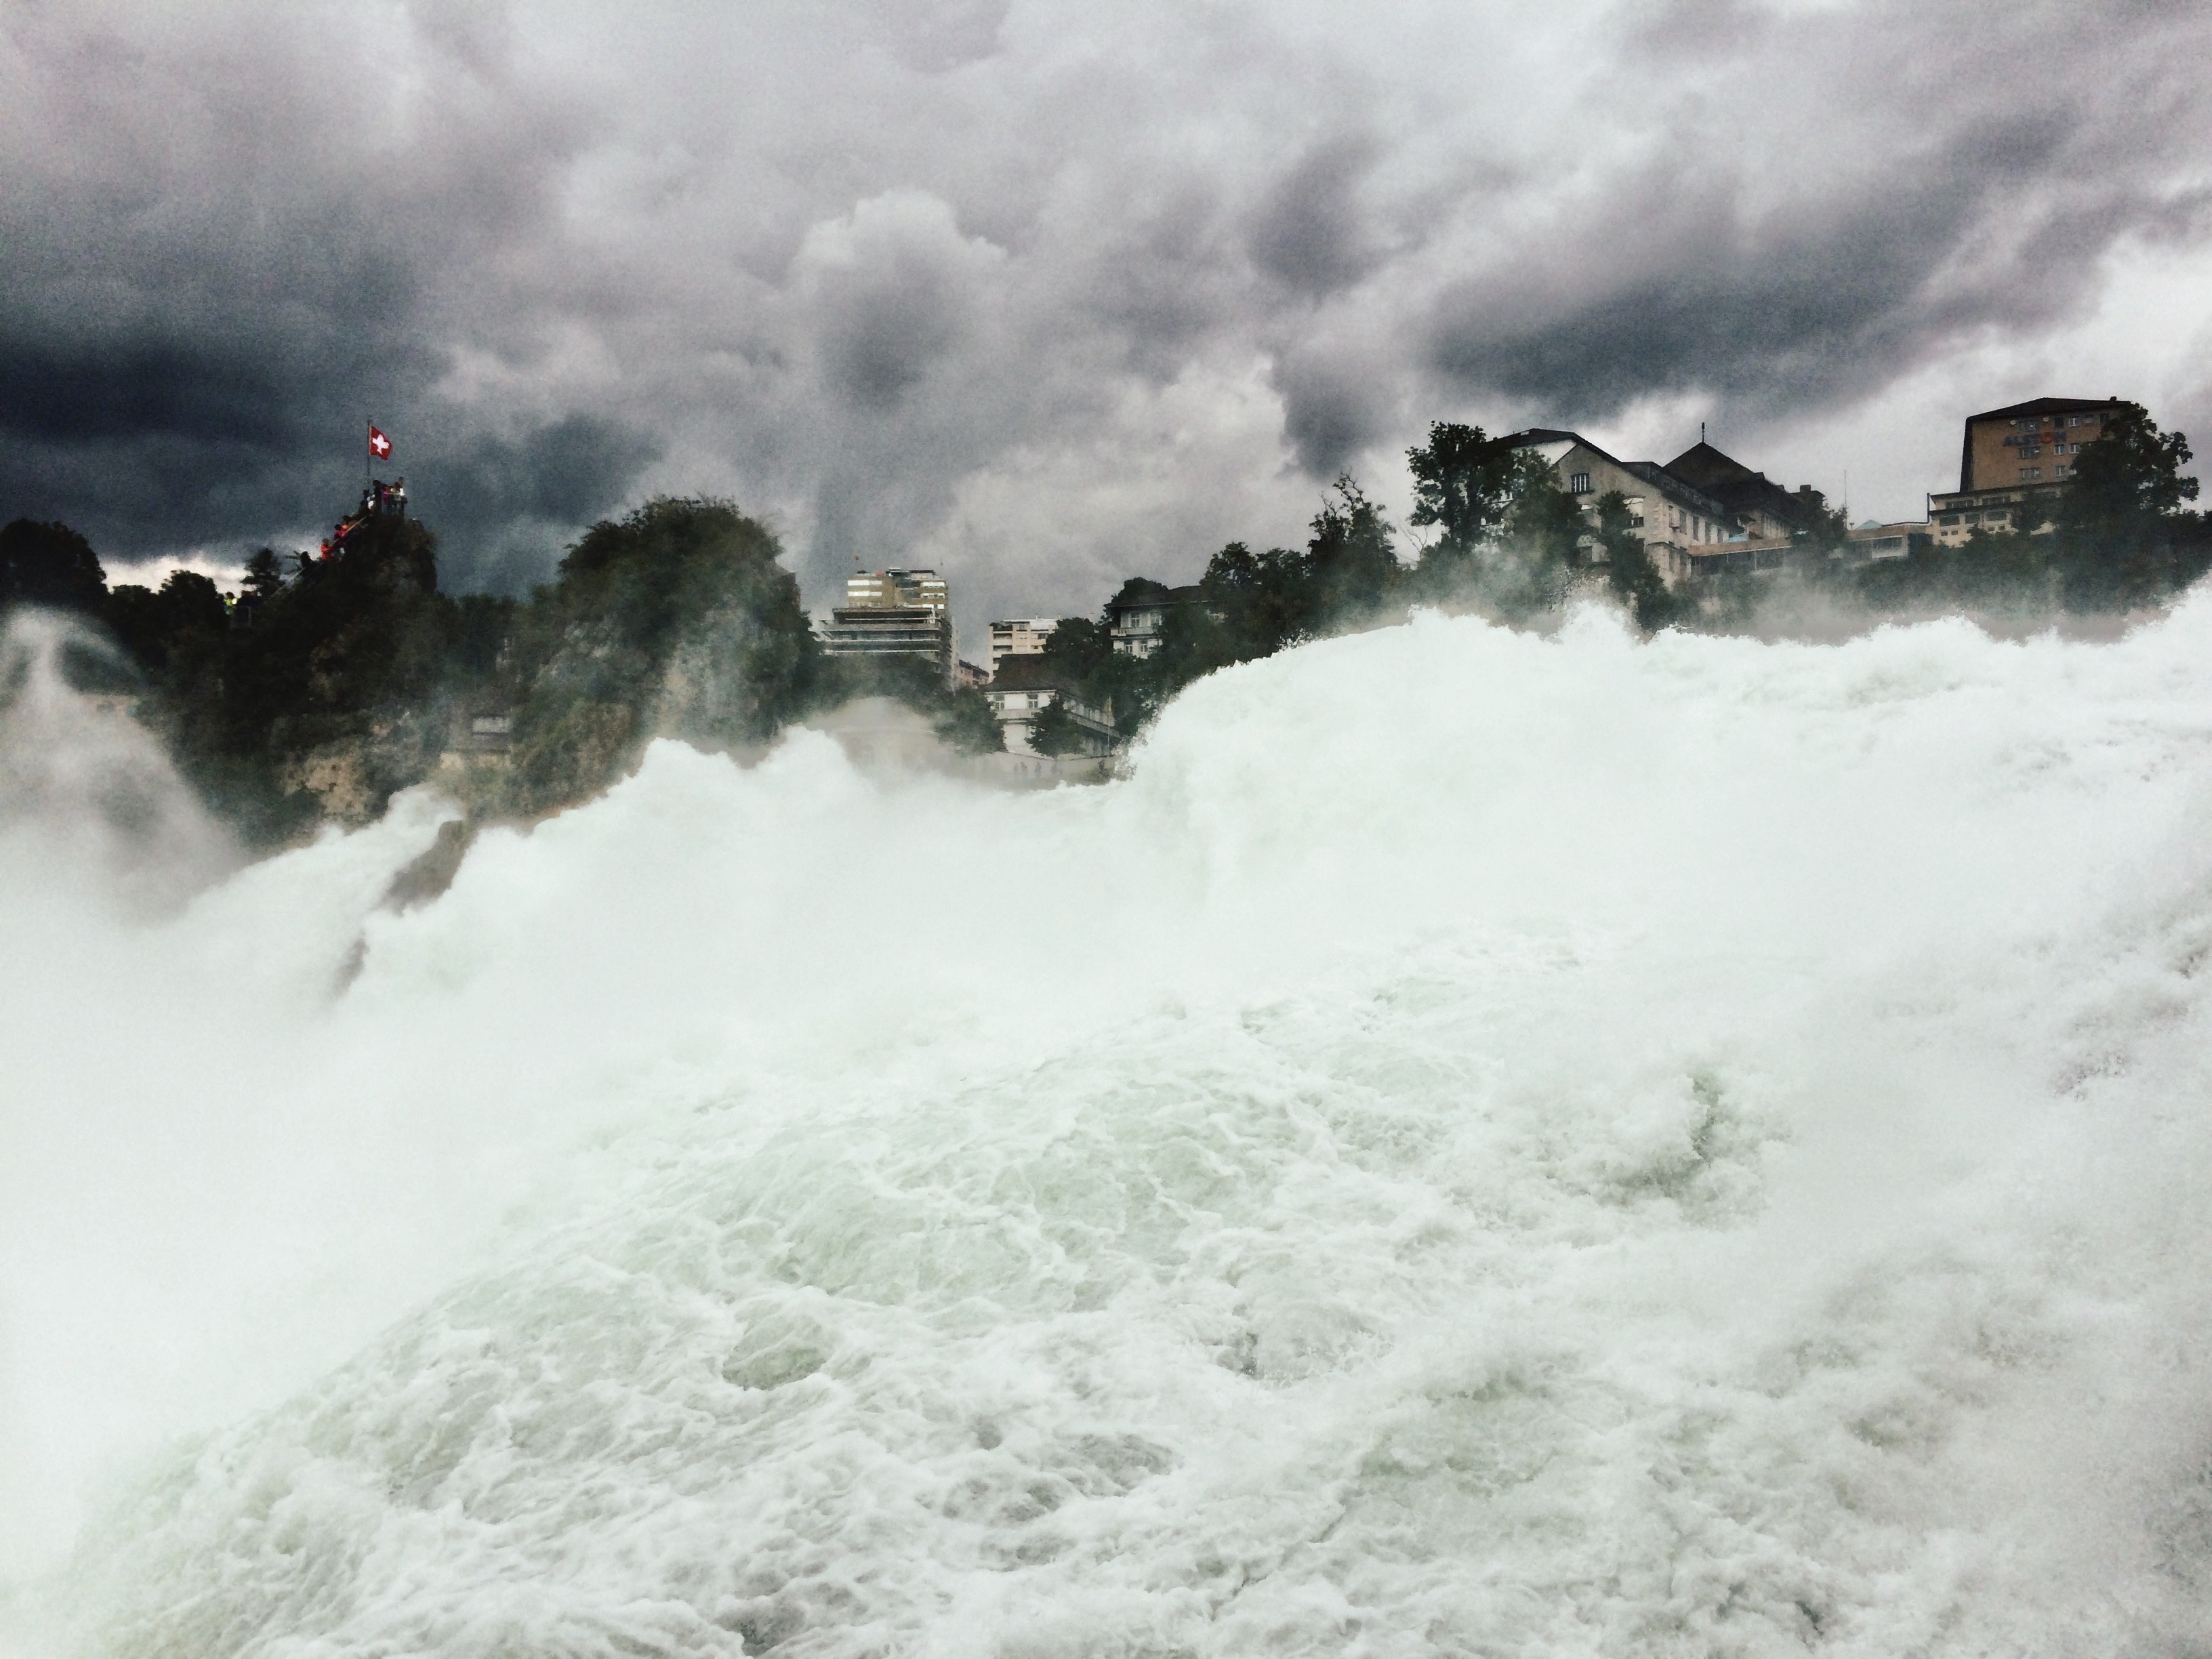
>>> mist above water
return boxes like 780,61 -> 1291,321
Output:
10,598 -> 2212,1655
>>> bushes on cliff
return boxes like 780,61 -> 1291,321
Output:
503,498 -> 825,812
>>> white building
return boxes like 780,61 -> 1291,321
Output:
985,655 -> 1115,756
988,617 -> 1057,672
1106,581 -> 1208,657
1505,429 -> 1744,586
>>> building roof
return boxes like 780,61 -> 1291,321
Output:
1502,428 -> 1734,523
1105,582 -> 1205,617
1663,442 -> 1826,533
1965,396 -> 2123,424
989,653 -> 1070,692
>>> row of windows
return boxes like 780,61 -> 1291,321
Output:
2009,413 -> 2105,432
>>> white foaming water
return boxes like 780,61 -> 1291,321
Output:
10,600 -> 2212,1655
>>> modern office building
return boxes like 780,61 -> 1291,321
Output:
821,567 -> 954,683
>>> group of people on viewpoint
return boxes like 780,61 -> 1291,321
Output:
294,477 -> 406,579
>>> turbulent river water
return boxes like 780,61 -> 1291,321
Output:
9,600 -> 2212,1656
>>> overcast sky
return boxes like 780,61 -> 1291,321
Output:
5,0 -> 2211,647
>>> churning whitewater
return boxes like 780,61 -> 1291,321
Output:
10,600 -> 2212,1656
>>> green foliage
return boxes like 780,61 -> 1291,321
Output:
1038,614 -> 1113,687
504,497 -> 825,810
1197,542 -> 1309,657
1305,476 -> 1402,623
2054,404 -> 2202,609
184,514 -> 459,839
1789,489 -> 1849,552
243,548 -> 286,600
1,519 -> 107,616
1027,697 -> 1087,758
1595,490 -> 1679,630
1406,422 -> 1519,577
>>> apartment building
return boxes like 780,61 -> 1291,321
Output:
1928,396 -> 2125,546
821,567 -> 954,683
987,617 -> 1057,672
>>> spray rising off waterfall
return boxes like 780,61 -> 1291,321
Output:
9,597 -> 2212,1655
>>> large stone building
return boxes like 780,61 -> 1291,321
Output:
1505,430 -> 1744,586
1927,396 -> 2125,547
821,567 -> 954,683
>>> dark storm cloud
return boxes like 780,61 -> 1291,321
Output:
1,0 -> 2207,622
1248,136 -> 1383,301
1423,7 -> 2209,426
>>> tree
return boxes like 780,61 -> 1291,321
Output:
0,519 -> 107,616
1197,541 -> 1309,658
1027,697 -> 1086,757
1305,476 -> 1401,625
243,548 -> 287,600
1476,451 -> 1583,621
2055,403 -> 2200,608
1406,422 -> 1519,577
1595,489 -> 1677,630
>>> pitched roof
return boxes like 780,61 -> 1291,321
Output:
1664,442 -> 1827,532
989,653 -> 1068,692
1504,428 -> 1734,521
1663,441 -> 1761,493
1105,582 -> 1205,617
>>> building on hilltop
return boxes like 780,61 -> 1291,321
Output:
1847,520 -> 1936,561
985,653 -> 1115,756
988,617 -> 1058,672
821,566 -> 954,683
1662,442 -> 1835,541
1107,580 -> 1209,656
1506,430 -> 1744,586
1927,396 -> 2125,546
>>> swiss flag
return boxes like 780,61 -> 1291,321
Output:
368,424 -> 392,460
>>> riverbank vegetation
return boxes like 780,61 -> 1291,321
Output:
2,405 -> 2200,838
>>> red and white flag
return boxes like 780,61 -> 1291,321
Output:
368,424 -> 392,461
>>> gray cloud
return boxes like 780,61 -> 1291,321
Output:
1,0 -> 2207,633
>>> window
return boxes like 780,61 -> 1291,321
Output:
1629,516 -> 1645,529
2055,465 -> 2070,476
2020,468 -> 2041,480
1569,472 -> 1591,495
1938,514 -> 1960,525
